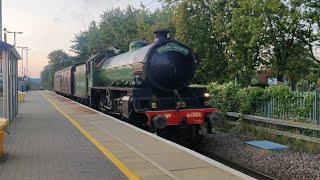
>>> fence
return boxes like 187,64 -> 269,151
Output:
261,91 -> 320,124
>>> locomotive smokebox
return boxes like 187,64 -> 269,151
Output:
154,29 -> 171,42
144,30 -> 196,92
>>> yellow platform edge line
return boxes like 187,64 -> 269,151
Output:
41,92 -> 140,180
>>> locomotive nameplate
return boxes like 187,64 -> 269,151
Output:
156,43 -> 189,55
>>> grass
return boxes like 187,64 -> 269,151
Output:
222,118 -> 320,153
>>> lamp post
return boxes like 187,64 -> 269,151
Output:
16,46 -> 28,77
25,48 -> 31,77
0,0 -> 2,41
4,28 -> 23,47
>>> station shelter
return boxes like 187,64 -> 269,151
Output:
0,41 -> 21,123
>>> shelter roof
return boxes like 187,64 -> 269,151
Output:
0,41 -> 22,60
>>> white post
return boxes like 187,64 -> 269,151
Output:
0,0 -> 2,41
26,48 -> 29,76
21,48 -> 23,77
2,50 -> 9,121
13,32 -> 16,47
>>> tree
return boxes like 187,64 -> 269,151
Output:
230,0 -> 319,83
136,4 -> 175,43
286,44 -> 315,87
99,6 -> 140,51
71,31 -> 89,60
47,49 -> 72,71
41,49 -> 73,89
87,21 -> 103,55
174,0 -> 230,84
40,65 -> 53,90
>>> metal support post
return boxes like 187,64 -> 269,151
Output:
2,50 -> 9,121
20,48 -> 23,76
25,48 -> 30,77
0,0 -> 2,41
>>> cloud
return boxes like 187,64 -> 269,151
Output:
53,17 -> 62,23
80,0 -> 114,9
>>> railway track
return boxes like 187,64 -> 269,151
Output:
195,146 -> 276,180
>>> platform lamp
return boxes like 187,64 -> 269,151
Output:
16,46 -> 28,77
25,48 -> 31,77
3,28 -> 23,47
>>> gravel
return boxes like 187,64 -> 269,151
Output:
201,131 -> 320,180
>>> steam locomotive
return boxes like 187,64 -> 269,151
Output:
54,30 -> 215,145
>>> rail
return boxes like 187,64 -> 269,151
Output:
226,112 -> 320,143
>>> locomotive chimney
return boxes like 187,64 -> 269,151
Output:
154,29 -> 171,42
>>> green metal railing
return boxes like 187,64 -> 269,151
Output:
261,91 -> 320,124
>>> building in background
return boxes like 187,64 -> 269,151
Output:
28,77 -> 41,90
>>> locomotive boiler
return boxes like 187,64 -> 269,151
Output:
54,30 -> 215,146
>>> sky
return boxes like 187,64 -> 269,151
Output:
3,0 -> 162,78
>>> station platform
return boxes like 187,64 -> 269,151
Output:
1,91 -> 254,180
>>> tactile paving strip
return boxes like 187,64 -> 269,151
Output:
47,92 -> 175,180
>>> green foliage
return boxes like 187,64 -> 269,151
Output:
266,84 -> 294,117
230,0 -> 320,83
291,92 -> 315,120
174,0 -> 229,84
263,85 -> 316,121
236,87 -> 266,114
47,49 -> 73,72
207,82 -> 240,112
167,0 -> 320,85
99,6 -> 140,52
207,82 -> 316,122
207,82 -> 267,114
70,31 -> 89,60
264,84 -> 315,121
296,80 -> 310,91
69,5 -> 174,59
207,82 -> 223,109
41,49 -> 73,89
40,65 -> 53,90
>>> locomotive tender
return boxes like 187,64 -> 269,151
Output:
54,30 -> 215,145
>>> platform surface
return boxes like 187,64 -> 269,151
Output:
1,91 -> 255,180
0,91 -> 127,180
